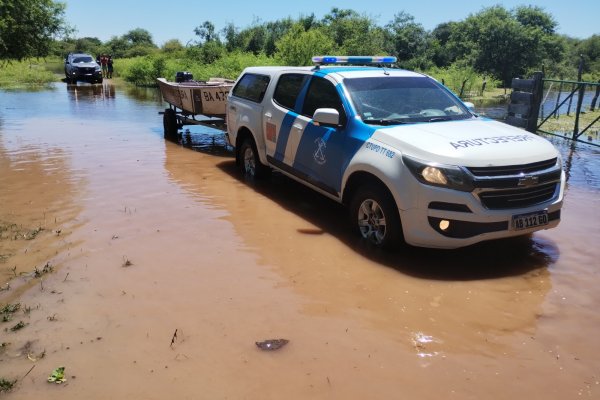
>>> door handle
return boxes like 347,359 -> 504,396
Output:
229,105 -> 236,111
293,124 -> 303,130
264,112 -> 272,119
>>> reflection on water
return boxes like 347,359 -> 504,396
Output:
178,126 -> 233,157
123,85 -> 163,103
66,81 -> 116,101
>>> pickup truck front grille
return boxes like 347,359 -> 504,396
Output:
465,158 -> 562,210
467,158 -> 557,176
76,67 -> 95,73
478,182 -> 558,209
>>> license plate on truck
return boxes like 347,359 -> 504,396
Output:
511,210 -> 549,231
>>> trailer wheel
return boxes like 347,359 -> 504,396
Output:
238,137 -> 270,179
349,183 -> 403,249
163,108 -> 178,138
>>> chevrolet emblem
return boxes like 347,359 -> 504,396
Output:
518,175 -> 539,187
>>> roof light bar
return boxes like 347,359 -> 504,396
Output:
312,56 -> 397,65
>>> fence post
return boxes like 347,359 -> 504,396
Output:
554,78 -> 564,119
591,81 -> 600,112
573,55 -> 585,139
459,79 -> 468,98
528,71 -> 544,133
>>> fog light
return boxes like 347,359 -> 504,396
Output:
439,220 -> 450,231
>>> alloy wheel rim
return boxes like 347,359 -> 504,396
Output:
357,199 -> 386,245
243,147 -> 256,176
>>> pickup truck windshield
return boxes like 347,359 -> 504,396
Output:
73,56 -> 94,63
344,76 -> 472,125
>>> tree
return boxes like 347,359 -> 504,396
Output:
567,34 -> 600,79
161,39 -> 184,54
122,28 -> 155,47
194,21 -> 217,43
446,6 -> 561,86
0,0 -> 71,61
514,5 -> 557,35
276,23 -> 334,65
430,22 -> 457,67
384,12 -> 429,67
104,28 -> 157,58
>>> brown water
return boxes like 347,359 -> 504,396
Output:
1,82 -> 599,399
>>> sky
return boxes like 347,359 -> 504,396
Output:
63,0 -> 599,46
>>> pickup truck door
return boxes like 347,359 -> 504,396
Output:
291,76 -> 351,197
262,73 -> 310,166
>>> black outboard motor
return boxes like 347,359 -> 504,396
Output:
175,71 -> 194,83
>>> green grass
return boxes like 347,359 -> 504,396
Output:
0,377 -> 16,393
0,59 -> 58,89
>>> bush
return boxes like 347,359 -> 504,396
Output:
425,63 -> 501,98
119,51 -> 279,85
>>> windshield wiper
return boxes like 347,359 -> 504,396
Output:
363,118 -> 409,126
427,117 -> 452,122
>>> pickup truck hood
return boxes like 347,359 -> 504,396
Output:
375,118 -> 558,167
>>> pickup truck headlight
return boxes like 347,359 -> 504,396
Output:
403,155 -> 474,192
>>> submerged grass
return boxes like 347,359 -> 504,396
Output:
0,377 -> 17,393
0,59 -> 58,89
541,107 -> 600,140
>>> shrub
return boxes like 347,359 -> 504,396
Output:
119,51 -> 279,85
0,60 -> 57,89
425,63 -> 501,98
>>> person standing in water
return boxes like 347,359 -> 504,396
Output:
100,55 -> 108,78
107,56 -> 114,79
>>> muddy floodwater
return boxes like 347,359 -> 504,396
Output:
1,82 -> 599,399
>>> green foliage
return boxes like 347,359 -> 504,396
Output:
161,39 -> 185,55
119,55 -> 167,86
0,59 -> 57,88
52,36 -> 103,57
101,28 -> 158,58
445,5 -> 564,85
276,24 -> 335,65
577,35 -> 600,76
118,51 -> 279,86
426,64 -> 501,98
36,5 -> 599,87
0,0 -> 71,61
384,12 -> 428,65
0,377 -> 17,393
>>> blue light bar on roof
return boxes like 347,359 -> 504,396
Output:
312,56 -> 397,65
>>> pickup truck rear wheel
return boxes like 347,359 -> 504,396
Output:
350,184 -> 403,249
239,137 -> 269,179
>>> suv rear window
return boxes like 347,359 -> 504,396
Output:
273,74 -> 309,110
232,73 -> 270,103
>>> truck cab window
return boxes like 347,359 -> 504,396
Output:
232,73 -> 270,103
302,77 -> 346,125
273,74 -> 309,111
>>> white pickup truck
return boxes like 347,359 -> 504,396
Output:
225,56 -> 565,249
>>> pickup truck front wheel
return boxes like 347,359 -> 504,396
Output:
350,185 -> 403,249
239,137 -> 269,179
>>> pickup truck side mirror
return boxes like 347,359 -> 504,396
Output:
313,108 -> 339,127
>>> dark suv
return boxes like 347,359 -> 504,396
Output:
64,53 -> 103,84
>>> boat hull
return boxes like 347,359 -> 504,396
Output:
157,78 -> 233,117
